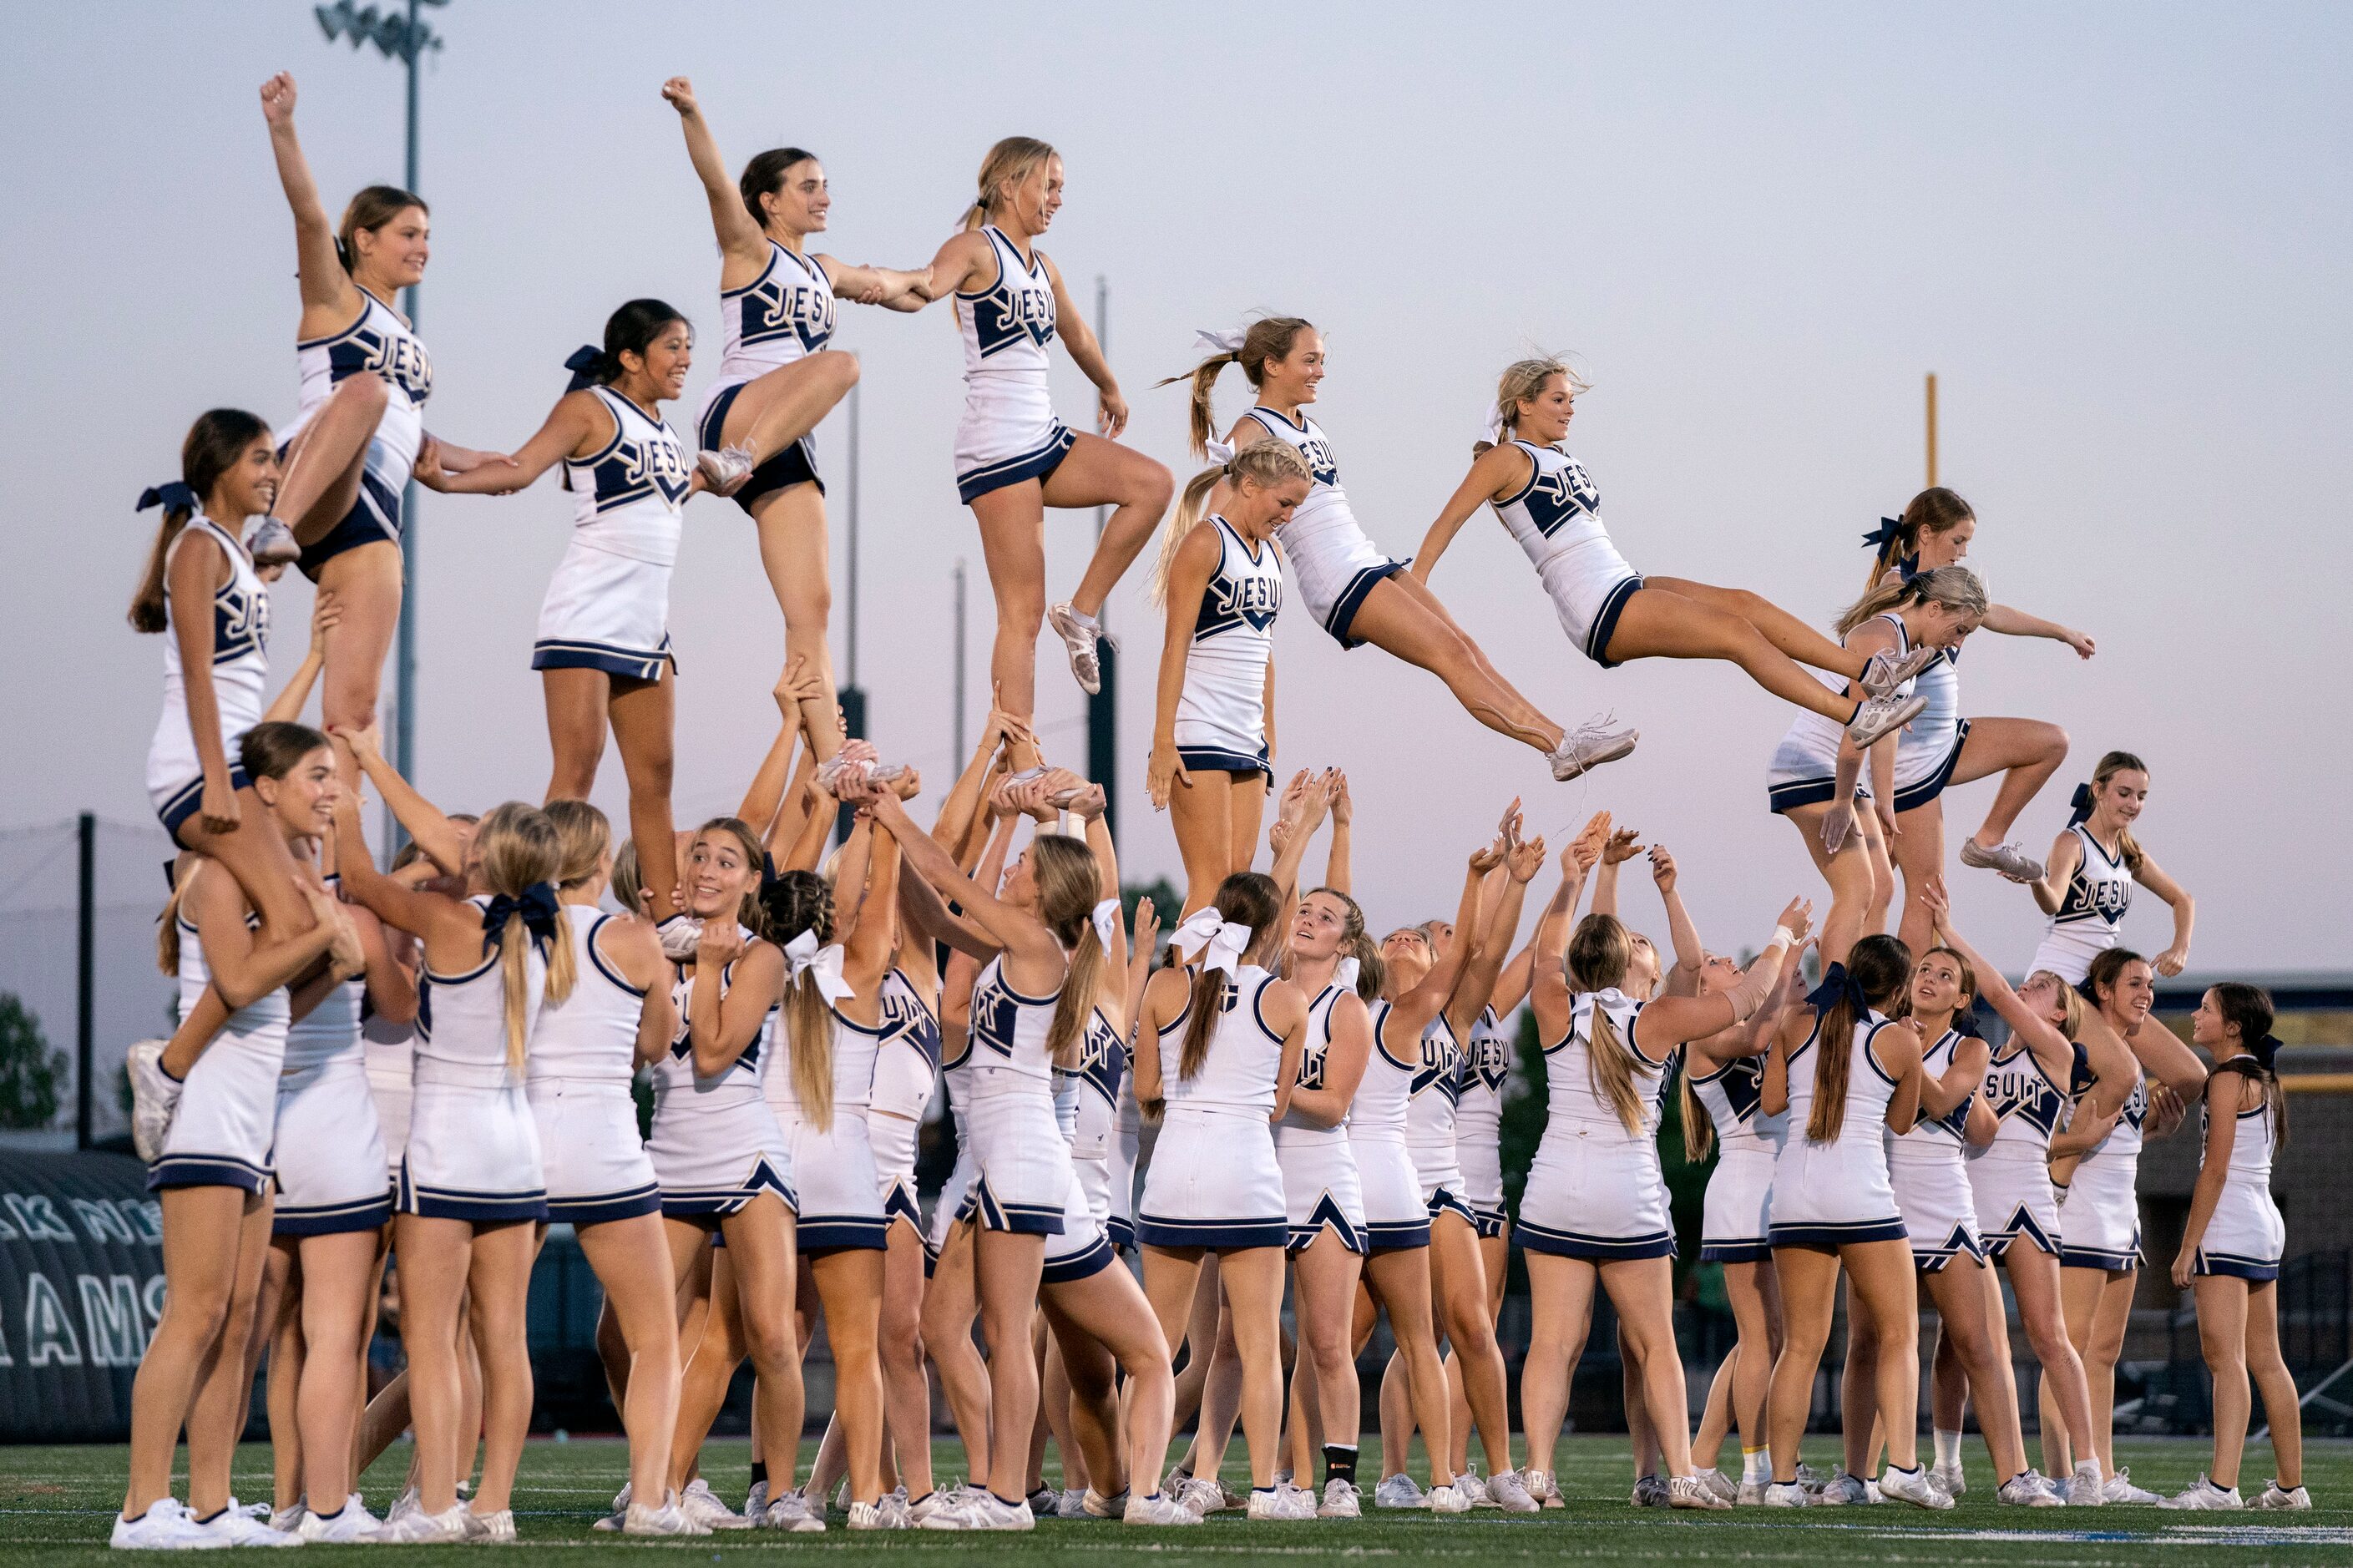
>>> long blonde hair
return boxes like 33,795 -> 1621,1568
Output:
543,799 -> 610,891
1834,561 -> 1987,638
760,868 -> 837,1134
1150,441 -> 1312,605
475,802 -> 576,1078
2081,750 -> 2151,875
1152,316 -> 1316,458
1030,835 -> 1105,1070
1567,914 -> 1647,1135
1177,874 -> 1283,1083
964,137 -> 1057,230
1474,356 -> 1590,456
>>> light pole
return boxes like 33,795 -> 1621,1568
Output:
315,0 -> 446,827
835,377 -> 864,845
1087,276 -> 1119,847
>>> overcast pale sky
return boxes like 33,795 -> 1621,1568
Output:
5,3 -> 2347,973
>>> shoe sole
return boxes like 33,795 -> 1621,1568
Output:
1554,734 -> 1638,781
1849,695 -> 1928,746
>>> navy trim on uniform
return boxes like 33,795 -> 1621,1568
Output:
531,635 -> 675,685
158,763 -> 255,842
397,1165 -> 547,1224
273,1191 -> 395,1237
1495,441 -> 1547,509
1862,1019 -> 1904,1087
1176,741 -> 1273,782
148,1152 -> 271,1194
1517,1218 -> 1676,1260
1470,1205 -> 1509,1240
1769,1216 -> 1909,1248
957,423 -> 1075,503
658,1158 -> 797,1219
1322,559 -> 1406,650
1106,1214 -> 1136,1253
1910,1222 -> 1985,1273
1041,1233 -> 1116,1284
1136,1212 -> 1288,1250
2059,1236 -> 2143,1272
296,469 -> 404,580
972,1177 -> 1065,1236
697,383 -> 825,509
1363,1216 -> 1432,1252
1980,1202 -> 2061,1260
797,1213 -> 891,1254
1699,1237 -> 1773,1263
1893,718 -> 1972,815
547,1183 -> 663,1227
1286,1194 -> 1367,1256
1584,573 -> 1645,666
2193,1247 -> 2280,1282
584,916 -> 649,999
1768,773 -> 1867,816
1424,1186 -> 1478,1227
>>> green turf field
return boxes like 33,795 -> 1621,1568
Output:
6,1435 -> 2346,1565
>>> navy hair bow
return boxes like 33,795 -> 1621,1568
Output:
2067,781 -> 2095,827
1898,553 -> 1926,584
1862,516 -> 1905,556
564,346 -> 606,392
2253,1032 -> 2282,1071
137,481 -> 200,514
1805,960 -> 1868,1014
759,852 -> 782,901
483,882 -> 563,957
1951,1001 -> 1985,1039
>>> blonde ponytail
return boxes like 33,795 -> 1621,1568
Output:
1833,562 -> 1987,639
1567,913 -> 1646,1136
1030,836 -> 1106,1068
965,136 -> 1056,230
473,802 -> 568,1079
1681,1076 -> 1715,1163
786,975 -> 833,1133
156,862 -> 198,976
1150,442 -> 1313,606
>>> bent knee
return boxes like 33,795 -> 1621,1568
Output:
2035,721 -> 2071,763
1134,459 -> 1176,513
333,373 -> 390,415
822,351 -> 861,393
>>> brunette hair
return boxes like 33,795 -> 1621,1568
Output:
1806,934 -> 1912,1144
1155,316 -> 1317,457
129,408 -> 273,634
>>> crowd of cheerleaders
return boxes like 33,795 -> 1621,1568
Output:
107,68 -> 2307,1547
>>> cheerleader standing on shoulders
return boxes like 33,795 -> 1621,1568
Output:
921,139 -> 1175,732
660,77 -> 933,711
331,774 -> 571,1544
1414,360 -> 1936,745
1162,321 -> 1627,779
2161,984 -> 2309,1511
115,726 -> 353,1550
2025,751 -> 2194,983
1146,442 -> 1312,913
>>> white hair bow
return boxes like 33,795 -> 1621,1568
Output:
1192,326 -> 1248,357
1203,437 -> 1236,465
1333,955 -> 1362,992
1481,407 -> 1505,446
1171,908 -> 1252,977
1091,898 -> 1122,958
781,929 -> 855,1005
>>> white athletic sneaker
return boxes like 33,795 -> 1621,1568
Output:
1864,1478 -> 1885,1505
458,1509 -> 515,1543
621,1498 -> 707,1537
2104,1466 -> 2162,1505
2251,1480 -> 2312,1511
266,1501 -> 307,1535
1549,716 -> 1639,781
1958,838 -> 2044,882
1318,1479 -> 1362,1519
1669,1474 -> 1733,1511
975,1493 -> 1037,1531
1373,1473 -> 1426,1510
655,916 -> 705,962
1631,1473 -> 1671,1508
1880,1466 -> 1953,1511
1763,1481 -> 1810,1508
1815,1470 -> 1869,1506
1794,1462 -> 1829,1492
384,1485 -> 420,1525
2065,1461 -> 2107,1506
847,1500 -> 904,1530
198,1508 -> 301,1548
1244,1488 -> 1297,1521
610,1480 -> 635,1516
1457,1468 -> 1493,1508
1847,690 -> 1929,747
670,1479 -> 748,1531
1693,1467 -> 1738,1504
1055,1487 -> 1088,1519
737,1479 -> 763,1521
298,1503 -> 381,1543
2159,1475 -> 2244,1510
1080,1489 -> 1126,1519
126,1039 -> 181,1163
1736,1481 -> 1769,1506
373,1504 -> 468,1545
1524,1469 -> 1564,1509
1486,1469 -> 1541,1514
1171,1475 -> 1225,1516
1025,1485 -> 1057,1518
1426,1482 -> 1472,1515
1046,604 -> 1103,695
763,1490 -> 825,1534
696,445 -> 756,497
1928,1461 -> 1966,1499
1998,1471 -> 2065,1508
1121,1492 -> 1199,1526
1860,645 -> 1943,697
111,1499 -> 229,1550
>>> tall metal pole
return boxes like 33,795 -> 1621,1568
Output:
951,560 -> 967,764
75,812 -> 94,1151
390,0 -> 426,849
1086,276 -> 1118,847
834,379 -> 864,845
1925,372 -> 1938,489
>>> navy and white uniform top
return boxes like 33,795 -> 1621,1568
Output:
963,954 -> 1060,1097
1888,1026 -> 1976,1161
145,516 -> 271,816
282,291 -> 433,487
956,225 -> 1056,383
1403,1014 -> 1466,1191
1544,991 -> 1672,1141
1689,1052 -> 1783,1158
1980,1039 -> 2072,1154
415,899 -> 544,1090
1455,1005 -> 1513,1156
1493,440 -> 1643,661
1771,612 -> 1915,797
561,389 -> 691,568
650,930 -> 775,1116
2028,824 -> 2134,984
528,907 -> 645,1086
714,240 -> 835,387
1171,515 -> 1282,770
1352,1003 -> 1419,1143
283,973 -> 363,1074
1239,406 -> 1399,639
1156,967 -> 1285,1120
1065,1007 -> 1126,1167
1780,1010 -> 1902,1152
1895,642 -> 1963,779
2192,1080 -> 2285,1278
1275,984 -> 1353,1148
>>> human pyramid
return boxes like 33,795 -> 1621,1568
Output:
109,68 -> 2309,1547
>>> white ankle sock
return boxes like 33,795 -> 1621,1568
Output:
1742,1449 -> 1771,1485
1932,1429 -> 1963,1470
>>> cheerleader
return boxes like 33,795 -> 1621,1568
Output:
863,783 -> 1184,1530
1860,490 -> 2084,946
1519,865 -> 1802,1511
2046,948 -> 2208,1501
919,139 -> 1176,730
1758,933 -> 1949,1510
1414,359 -> 1936,744
660,78 -> 931,721
115,726 -> 351,1550
414,302 -> 721,923
2027,751 -> 2195,982
1161,321 -> 1629,780
1768,565 -> 1987,961
257,73 -> 507,747
1145,442 -> 1311,913
2162,984 -> 2309,1511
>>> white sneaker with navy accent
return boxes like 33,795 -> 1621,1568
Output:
2160,1475 -> 2243,1510
1880,1466 -> 1953,1511
111,1499 -> 229,1551
2252,1480 -> 2312,1511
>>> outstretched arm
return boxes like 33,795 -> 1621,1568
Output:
1409,444 -> 1523,584
1391,851 -> 1490,1034
1323,771 -> 1354,895
334,725 -> 466,879
739,661 -> 821,838
417,392 -> 600,495
264,592 -> 341,726
660,77 -> 768,269
865,792 -> 1060,972
258,73 -> 350,318
1981,601 -> 2094,660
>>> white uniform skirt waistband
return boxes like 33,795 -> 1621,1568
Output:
397,1078 -> 546,1224
528,1079 -> 660,1227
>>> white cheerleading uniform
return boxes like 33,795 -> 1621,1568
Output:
1239,406 -> 1402,647
1404,1014 -> 1474,1225
647,934 -> 796,1217
2027,825 -> 2134,984
963,957 -> 1109,1281
1137,966 -> 1288,1250
1520,991 -> 1676,1259
769,999 -> 888,1253
1886,1026 -> 1982,1271
2191,1074 -> 2285,1281
1892,646 -> 1970,812
927,1006 -> 979,1261
151,897 -> 286,1194
1350,1005 -> 1432,1250
528,907 -> 660,1227
398,899 -> 548,1222
1492,440 -> 1645,665
1767,613 -> 1913,814
1967,1039 -> 2072,1258
144,516 -> 271,841
1768,1009 -> 1907,1247
531,387 -> 691,683
1691,1054 -> 1782,1262
952,225 -> 1073,502
696,240 -> 833,506
272,889 -> 392,1234
1173,515 -> 1282,779
1455,1006 -> 1511,1236
1109,1073 -> 1141,1252
1273,984 -> 1368,1255
281,291 -> 433,577
362,1011 -> 413,1179
1061,1008 -> 1126,1232
870,969 -> 942,1238
2057,1065 -> 2146,1272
